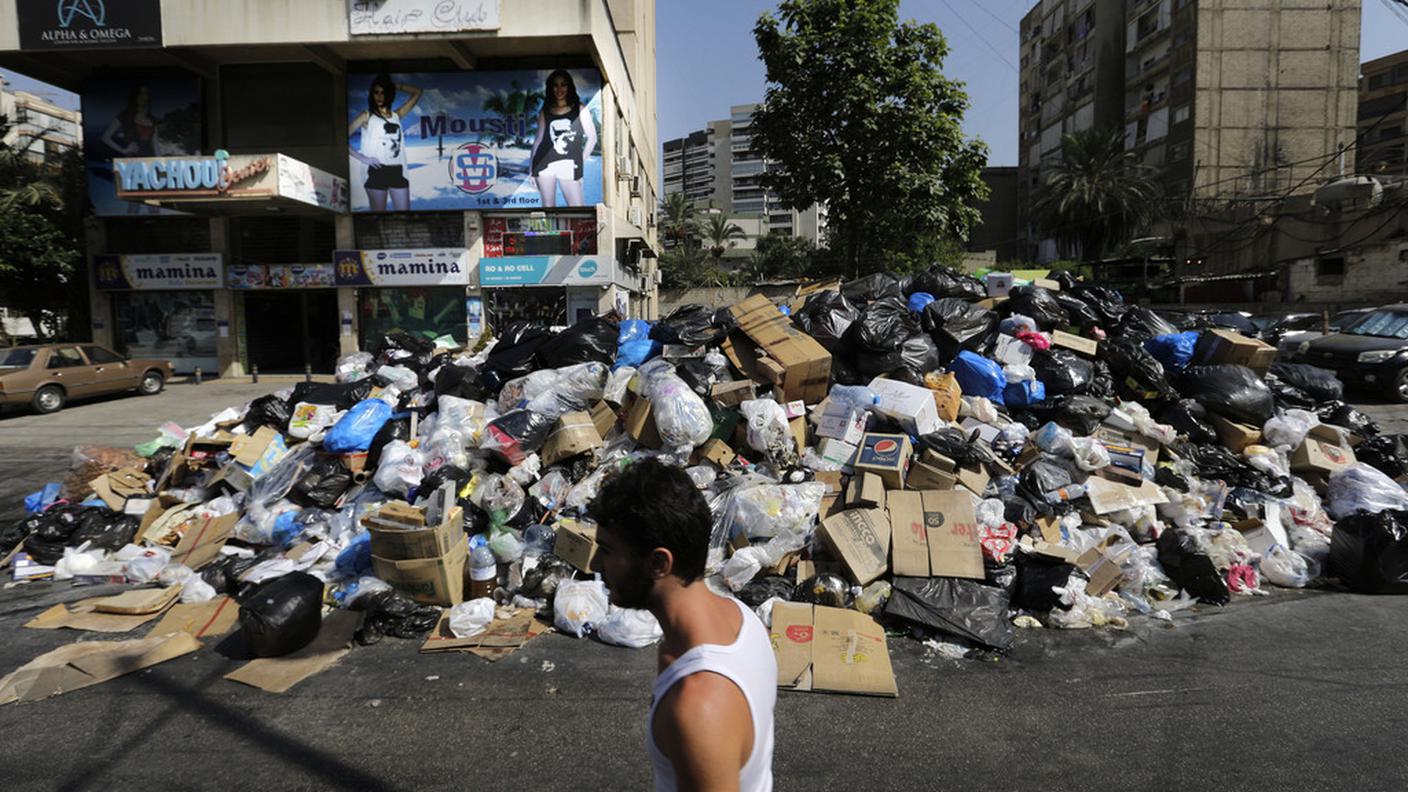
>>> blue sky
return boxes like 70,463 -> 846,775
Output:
4,0 -> 1405,166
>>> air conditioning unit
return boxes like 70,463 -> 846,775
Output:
616,156 -> 632,181
630,175 -> 642,197
628,206 -> 643,227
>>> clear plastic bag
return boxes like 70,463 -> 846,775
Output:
448,598 -> 496,638
554,578 -> 610,638
420,427 -> 469,473
638,359 -> 713,451
335,351 -> 375,382
1263,409 -> 1318,449
530,470 -> 572,511
604,367 -> 635,407
376,364 -> 419,392
372,440 -> 424,496
729,481 -> 826,541
288,402 -> 339,440
472,473 -> 525,530
596,606 -> 663,648
1325,463 -> 1408,520
1070,437 -> 1111,471
740,399 -> 793,459
525,362 -> 610,419
1259,544 -> 1311,588
437,395 -> 486,444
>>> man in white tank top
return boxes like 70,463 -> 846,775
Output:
589,459 -> 776,792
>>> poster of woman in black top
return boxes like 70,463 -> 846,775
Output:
529,70 -> 598,207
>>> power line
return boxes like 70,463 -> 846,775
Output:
966,0 -> 1018,34
936,0 -> 1018,72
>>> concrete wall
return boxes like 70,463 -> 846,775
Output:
659,283 -> 799,316
1287,241 -> 1408,304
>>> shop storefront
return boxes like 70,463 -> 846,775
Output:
95,253 -> 223,375
226,263 -> 340,374
334,248 -> 471,350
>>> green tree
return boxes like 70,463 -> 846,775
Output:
658,244 -> 731,290
753,0 -> 989,275
1032,129 -> 1161,261
699,213 -> 746,261
660,192 -> 698,249
745,233 -> 815,282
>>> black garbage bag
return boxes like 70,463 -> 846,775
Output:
68,508 -> 141,552
238,571 -> 326,658
828,351 -> 864,387
738,575 -> 798,608
1316,400 -> 1380,437
908,265 -> 985,300
792,291 -> 858,352
1115,306 -> 1177,341
375,330 -> 436,358
0,516 -> 34,555
482,322 -> 554,389
1264,373 -> 1318,411
1054,292 -> 1102,329
19,504 -> 88,564
200,552 -> 267,595
1005,285 -> 1067,330
1156,529 -> 1231,605
650,304 -> 735,347
1329,510 -> 1408,594
675,359 -> 722,399
1021,457 -> 1073,498
1050,270 -> 1080,291
1069,285 -> 1129,326
535,315 -> 618,369
885,576 -> 1015,652
352,589 -> 442,645
366,415 -> 411,470
1174,444 -> 1244,482
482,409 -> 556,463
1355,435 -> 1408,479
420,464 -> 473,501
1268,362 -> 1344,403
434,362 -> 487,401
892,333 -> 942,382
841,272 -> 903,305
848,297 -> 918,353
245,394 -> 294,433
1161,399 -> 1219,444
1001,492 -> 1039,527
1055,395 -> 1112,435
292,457 -> 353,509
290,379 -> 376,411
1086,359 -> 1116,399
920,298 -> 998,362
1179,365 -> 1275,426
795,574 -> 851,608
856,347 -> 906,382
1030,349 -> 1094,397
916,426 -> 989,468
1012,553 -> 1078,612
1106,337 -> 1172,400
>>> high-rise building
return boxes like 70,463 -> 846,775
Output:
1358,49 -> 1408,178
0,72 -> 81,164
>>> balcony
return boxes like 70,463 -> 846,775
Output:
1128,50 -> 1171,83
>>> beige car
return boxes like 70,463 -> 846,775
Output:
0,343 -> 173,414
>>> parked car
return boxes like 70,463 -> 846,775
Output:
1289,306 -> 1408,402
1256,312 -> 1320,346
1276,308 -> 1374,357
0,343 -> 172,414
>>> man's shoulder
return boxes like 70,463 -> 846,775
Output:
660,670 -> 747,716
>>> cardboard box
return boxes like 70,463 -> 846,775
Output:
921,490 -> 983,579
853,433 -> 912,490
816,438 -> 858,471
365,505 -> 466,560
906,461 -> 957,491
926,372 -> 963,423
691,439 -> 737,469
1290,437 -> 1356,475
723,295 -> 832,403
1085,477 -> 1169,515
1208,414 -> 1262,454
868,378 -> 941,437
1034,277 -> 1061,291
589,401 -> 618,438
167,512 -> 236,571
1202,328 -> 1277,374
818,509 -> 891,585
553,521 -> 598,572
815,400 -> 868,445
1076,534 -> 1136,596
88,468 -> 151,511
624,395 -> 662,447
847,472 -> 886,510
977,297 -> 1006,310
771,602 -> 898,697
887,491 -> 929,577
710,379 -> 757,408
541,411 -> 604,466
372,535 -> 468,606
985,272 -> 1014,297
1050,330 -> 1099,357
957,465 -> 990,498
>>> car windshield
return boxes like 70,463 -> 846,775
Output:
0,348 -> 37,368
1343,310 -> 1408,339
1330,311 -> 1365,330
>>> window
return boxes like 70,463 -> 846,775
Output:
0,348 -> 37,369
1315,258 -> 1346,284
1174,104 -> 1191,124
83,346 -> 124,364
15,107 -> 28,124
1368,73 -> 1389,91
1170,141 -> 1191,161
1173,67 -> 1192,86
222,63 -> 334,147
47,347 -> 86,369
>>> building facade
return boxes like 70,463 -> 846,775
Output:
0,0 -> 659,376
1358,49 -> 1408,178
0,72 -> 80,163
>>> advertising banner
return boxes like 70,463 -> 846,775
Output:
18,0 -> 163,50
94,253 -> 224,291
348,0 -> 500,35
226,263 -> 337,290
114,151 -> 278,201
346,70 -> 603,212
334,249 -> 471,287
478,255 -> 609,287
81,77 -> 202,217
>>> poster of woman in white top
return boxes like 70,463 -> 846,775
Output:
348,73 -> 423,211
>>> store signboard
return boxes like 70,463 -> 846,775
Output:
348,0 -> 500,35
346,69 -> 603,212
334,248 -> 471,287
18,0 -> 163,50
479,255 -> 610,287
277,154 -> 351,213
227,263 -> 337,290
112,152 -> 349,212
81,77 -> 202,217
95,253 -> 224,291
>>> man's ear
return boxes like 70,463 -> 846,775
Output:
650,547 -> 675,580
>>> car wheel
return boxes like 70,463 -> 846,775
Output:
1391,368 -> 1408,404
139,370 -> 165,395
32,385 -> 65,414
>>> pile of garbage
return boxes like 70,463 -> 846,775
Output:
4,267 -> 1408,698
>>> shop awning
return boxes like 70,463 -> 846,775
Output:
112,152 -> 348,214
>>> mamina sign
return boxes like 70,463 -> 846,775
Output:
94,254 -> 224,291
346,69 -> 603,212
334,249 -> 471,287
348,0 -> 500,35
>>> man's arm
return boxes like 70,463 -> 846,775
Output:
654,672 -> 753,792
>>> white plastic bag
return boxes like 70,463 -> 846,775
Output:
1259,544 -> 1311,588
740,399 -> 793,458
335,351 -> 375,382
596,606 -> 663,648
376,364 -> 419,392
1262,409 -> 1318,449
119,544 -> 172,584
288,402 -> 338,440
1070,437 -> 1111,472
181,574 -> 218,603
1325,463 -> 1408,520
448,598 -> 496,638
553,578 -> 610,638
638,359 -> 712,451
373,440 -> 424,496
53,542 -> 107,581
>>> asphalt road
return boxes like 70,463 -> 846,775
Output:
0,386 -> 1406,790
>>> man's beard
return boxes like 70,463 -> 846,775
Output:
608,558 -> 656,609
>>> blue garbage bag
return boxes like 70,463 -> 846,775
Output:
272,510 -> 304,546
1145,331 -> 1200,371
24,483 -> 61,514
335,532 -> 372,578
615,338 -> 661,369
323,399 -> 393,453
950,350 -> 1008,404
618,319 -> 651,346
907,292 -> 936,314
1004,379 -> 1046,408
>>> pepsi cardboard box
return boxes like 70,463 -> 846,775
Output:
853,433 -> 912,490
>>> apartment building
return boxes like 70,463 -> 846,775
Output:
0,72 -> 80,163
1358,48 -> 1408,178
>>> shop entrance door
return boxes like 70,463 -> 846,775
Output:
244,291 -> 339,374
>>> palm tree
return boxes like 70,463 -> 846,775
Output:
1032,128 -> 1161,261
660,192 -> 698,249
700,213 -> 746,261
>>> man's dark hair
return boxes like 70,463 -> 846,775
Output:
588,459 -> 712,583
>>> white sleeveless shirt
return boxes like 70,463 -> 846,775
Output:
647,597 -> 776,792
360,111 -> 406,167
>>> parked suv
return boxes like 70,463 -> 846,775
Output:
1290,306 -> 1408,402
0,343 -> 172,414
